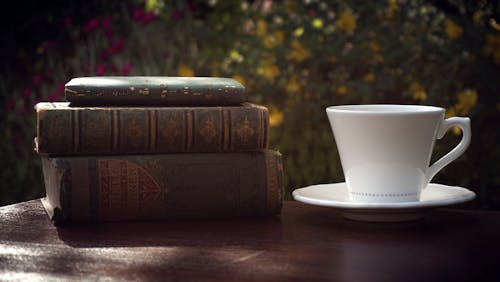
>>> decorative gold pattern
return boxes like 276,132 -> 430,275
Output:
160,84 -> 168,98
98,160 -> 162,220
139,88 -> 150,95
199,115 -> 217,142
161,117 -> 178,144
36,103 -> 268,154
237,117 -> 255,144
125,113 -> 143,149
265,152 -> 281,213
82,111 -> 109,151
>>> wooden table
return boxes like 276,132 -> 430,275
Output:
1,200 -> 499,281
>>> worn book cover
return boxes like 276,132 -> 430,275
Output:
65,76 -> 245,106
35,102 -> 269,154
40,150 -> 283,225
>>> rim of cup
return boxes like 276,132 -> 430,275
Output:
326,104 -> 445,115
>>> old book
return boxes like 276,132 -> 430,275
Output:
65,76 -> 245,106
35,102 -> 269,154
40,150 -> 283,224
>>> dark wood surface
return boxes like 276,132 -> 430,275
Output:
1,200 -> 500,281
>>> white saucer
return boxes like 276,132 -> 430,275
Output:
292,183 -> 476,222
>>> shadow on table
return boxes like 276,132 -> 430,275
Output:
55,201 -> 482,249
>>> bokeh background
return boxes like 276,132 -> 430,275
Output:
1,0 -> 499,208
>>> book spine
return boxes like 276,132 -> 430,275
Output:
65,79 -> 245,106
41,151 -> 283,224
37,105 -> 269,154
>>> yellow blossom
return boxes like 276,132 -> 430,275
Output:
229,49 -> 244,63
256,19 -> 267,37
473,11 -> 482,25
232,74 -> 246,85
369,39 -> 382,53
374,54 -> 384,63
284,0 -> 297,14
263,31 -> 285,49
483,34 -> 500,64
285,75 -> 300,93
269,107 -> 284,127
210,62 -> 220,77
146,0 -> 162,12
445,19 -> 463,40
287,40 -> 311,62
293,27 -> 304,37
363,73 -> 375,83
178,64 -> 194,77
410,82 -> 427,102
336,11 -> 356,33
312,18 -> 323,29
337,86 -> 348,96
261,57 -> 280,81
385,0 -> 398,20
490,18 -> 500,31
455,89 -> 478,115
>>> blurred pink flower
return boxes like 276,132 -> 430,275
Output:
132,7 -> 144,21
187,2 -> 196,12
101,49 -> 112,59
5,100 -> 16,111
23,87 -> 32,98
101,16 -> 112,29
102,38 -> 124,59
82,18 -> 99,33
172,11 -> 184,22
111,64 -> 119,74
63,16 -> 72,26
82,62 -> 90,73
105,30 -> 114,39
111,38 -> 124,51
261,0 -> 273,14
44,68 -> 53,79
309,9 -> 316,17
122,62 -> 132,75
96,65 -> 107,76
142,11 -> 157,25
33,74 -> 42,86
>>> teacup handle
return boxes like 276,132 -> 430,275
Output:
425,117 -> 471,185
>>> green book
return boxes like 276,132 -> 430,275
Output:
65,76 -> 245,106
35,102 -> 269,155
40,150 -> 283,225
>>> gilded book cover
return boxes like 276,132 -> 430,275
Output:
40,151 -> 283,224
65,76 -> 245,106
35,102 -> 269,154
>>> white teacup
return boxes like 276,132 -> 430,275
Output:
326,104 -> 471,203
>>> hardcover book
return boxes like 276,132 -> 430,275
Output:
40,150 -> 283,225
65,76 -> 245,106
35,102 -> 269,154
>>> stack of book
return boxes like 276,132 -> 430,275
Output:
35,77 -> 283,225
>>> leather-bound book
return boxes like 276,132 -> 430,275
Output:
40,150 -> 283,225
35,102 -> 269,154
65,76 -> 245,106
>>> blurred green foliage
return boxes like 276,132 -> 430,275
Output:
1,0 -> 499,208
